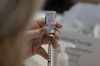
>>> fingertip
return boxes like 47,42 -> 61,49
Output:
51,39 -> 58,48
37,18 -> 45,27
56,22 -> 63,29
55,31 -> 60,40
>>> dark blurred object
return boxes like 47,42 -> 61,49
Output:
44,0 -> 76,14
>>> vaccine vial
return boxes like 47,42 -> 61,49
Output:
45,11 -> 56,35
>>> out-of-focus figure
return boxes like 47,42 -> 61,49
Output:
0,0 -> 62,66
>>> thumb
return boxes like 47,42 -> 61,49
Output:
36,47 -> 48,60
28,27 -> 46,39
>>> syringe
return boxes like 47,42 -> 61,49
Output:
48,42 -> 51,66
45,11 -> 56,66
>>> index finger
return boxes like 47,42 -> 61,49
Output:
37,18 -> 63,28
